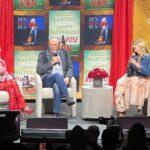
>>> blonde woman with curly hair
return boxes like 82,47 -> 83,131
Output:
115,39 -> 150,117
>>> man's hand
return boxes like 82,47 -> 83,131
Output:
64,77 -> 69,85
51,56 -> 60,65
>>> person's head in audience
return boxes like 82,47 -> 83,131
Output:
87,125 -> 100,141
101,126 -> 123,150
124,122 -> 148,150
65,125 -> 89,149
87,125 -> 101,150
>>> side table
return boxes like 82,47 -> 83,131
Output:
82,85 -> 113,119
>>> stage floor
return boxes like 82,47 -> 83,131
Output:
20,101 -> 144,144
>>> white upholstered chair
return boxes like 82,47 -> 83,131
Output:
35,72 -> 77,118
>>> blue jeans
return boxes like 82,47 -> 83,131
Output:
43,73 -> 69,113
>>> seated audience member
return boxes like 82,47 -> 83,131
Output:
0,57 -> 33,115
87,125 -> 101,150
101,126 -> 123,150
122,123 -> 149,150
36,37 -> 75,117
65,125 -> 89,150
115,39 -> 150,117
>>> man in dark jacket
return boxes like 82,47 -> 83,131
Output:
36,37 -> 75,117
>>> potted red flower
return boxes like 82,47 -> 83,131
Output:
88,68 -> 108,87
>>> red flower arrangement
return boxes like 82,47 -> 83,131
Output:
88,68 -> 108,79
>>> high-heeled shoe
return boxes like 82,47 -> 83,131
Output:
23,108 -> 34,115
137,106 -> 142,112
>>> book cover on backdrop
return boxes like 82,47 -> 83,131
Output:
49,10 -> 80,56
14,51 -> 40,99
14,0 -> 44,10
84,15 -> 113,46
85,0 -> 114,10
84,50 -> 111,85
49,0 -> 80,6
14,16 -> 45,46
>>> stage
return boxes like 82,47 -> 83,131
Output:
0,100 -> 148,149
20,100 -> 144,143
20,101 -> 106,144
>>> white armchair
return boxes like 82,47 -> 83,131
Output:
35,72 -> 77,118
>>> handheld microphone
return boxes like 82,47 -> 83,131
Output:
132,52 -> 138,57
128,52 -> 138,66
52,53 -> 60,65
52,52 -> 59,57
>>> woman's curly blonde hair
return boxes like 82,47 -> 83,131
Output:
132,39 -> 150,57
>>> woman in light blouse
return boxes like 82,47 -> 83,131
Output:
115,39 -> 150,117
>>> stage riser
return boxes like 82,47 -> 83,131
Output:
118,116 -> 150,130
27,118 -> 68,129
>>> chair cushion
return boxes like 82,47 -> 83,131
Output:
0,91 -> 9,102
42,88 -> 73,99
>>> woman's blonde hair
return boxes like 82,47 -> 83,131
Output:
132,39 -> 150,57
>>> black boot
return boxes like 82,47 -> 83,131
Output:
65,96 -> 75,106
142,99 -> 148,116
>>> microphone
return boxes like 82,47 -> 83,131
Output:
132,52 -> 138,58
52,53 -> 58,57
52,52 -> 60,65
128,52 -> 138,66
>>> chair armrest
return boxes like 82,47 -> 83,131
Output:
69,77 -> 76,88
34,72 -> 43,117
69,77 -> 77,117
34,72 -> 43,90
69,77 -> 77,98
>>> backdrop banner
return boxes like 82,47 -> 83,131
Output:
49,10 -> 80,56
14,50 -> 40,99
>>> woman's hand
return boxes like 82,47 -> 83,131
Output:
0,71 -> 5,76
5,74 -> 13,81
130,58 -> 141,69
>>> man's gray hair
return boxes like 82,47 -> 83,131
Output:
49,37 -> 60,44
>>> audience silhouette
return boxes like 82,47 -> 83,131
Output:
65,125 -> 89,150
122,123 -> 149,150
2,122 -> 150,150
87,125 -> 101,150
101,126 -> 123,150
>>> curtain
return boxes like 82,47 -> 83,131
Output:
0,0 -> 14,73
109,0 -> 134,92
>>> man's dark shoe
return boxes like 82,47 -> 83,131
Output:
65,96 -> 75,106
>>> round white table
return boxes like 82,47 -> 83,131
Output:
82,85 -> 113,119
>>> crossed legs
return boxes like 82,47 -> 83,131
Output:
43,73 -> 74,114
